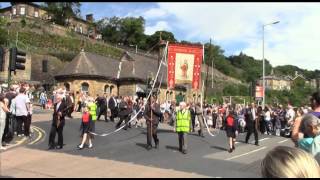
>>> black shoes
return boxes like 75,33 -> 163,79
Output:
182,150 -> 187,154
255,143 -> 260,146
155,141 -> 159,149
48,146 -> 55,150
146,145 -> 152,150
228,149 -> 233,153
56,145 -> 63,149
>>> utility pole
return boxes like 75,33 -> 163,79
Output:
204,38 -> 211,103
211,59 -> 214,88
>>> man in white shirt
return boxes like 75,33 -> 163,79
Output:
15,87 -> 30,137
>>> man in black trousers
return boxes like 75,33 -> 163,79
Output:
108,94 -> 118,122
48,92 -> 68,150
97,94 -> 108,122
144,95 -> 161,150
116,96 -> 131,130
245,103 -> 259,146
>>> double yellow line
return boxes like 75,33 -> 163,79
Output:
28,126 -> 45,145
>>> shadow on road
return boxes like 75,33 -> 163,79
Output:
135,142 -> 148,150
211,145 -> 228,151
165,145 -> 180,151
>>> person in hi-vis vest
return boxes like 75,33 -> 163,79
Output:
174,101 -> 192,154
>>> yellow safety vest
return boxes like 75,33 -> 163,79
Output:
176,110 -> 191,132
88,102 -> 97,121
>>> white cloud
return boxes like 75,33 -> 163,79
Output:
143,8 -> 168,19
151,3 -> 320,70
145,21 -> 171,35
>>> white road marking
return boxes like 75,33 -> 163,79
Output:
277,139 -> 289,144
226,146 -> 267,161
235,137 -> 270,144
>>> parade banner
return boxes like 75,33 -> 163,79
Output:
167,43 -> 203,90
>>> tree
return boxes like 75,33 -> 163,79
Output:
97,16 -> 146,47
146,31 -> 176,50
120,16 -> 145,46
97,16 -> 122,44
42,2 -> 81,26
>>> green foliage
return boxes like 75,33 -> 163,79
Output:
146,31 -> 177,50
223,84 -> 249,96
0,17 -> 8,45
6,28 -> 123,60
204,43 -> 242,80
274,65 -> 319,80
228,53 -> 272,82
20,18 -> 26,28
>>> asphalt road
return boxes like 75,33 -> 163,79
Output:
25,111 -> 294,178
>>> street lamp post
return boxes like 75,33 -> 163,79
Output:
262,21 -> 279,109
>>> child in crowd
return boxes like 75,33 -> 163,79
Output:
78,106 -> 93,150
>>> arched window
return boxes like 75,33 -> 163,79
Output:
110,85 -> 114,94
81,82 -> 89,93
64,82 -> 70,91
104,85 -> 110,94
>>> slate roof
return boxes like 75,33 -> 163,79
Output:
55,50 -> 186,90
55,50 -> 119,82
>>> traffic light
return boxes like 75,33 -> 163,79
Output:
9,47 -> 26,72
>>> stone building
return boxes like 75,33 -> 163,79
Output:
54,50 -> 195,103
0,2 -> 101,39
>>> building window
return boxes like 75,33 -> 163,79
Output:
104,85 -> 110,94
64,82 -> 70,91
81,82 -> 89,93
42,60 -> 48,72
110,85 -> 114,94
20,7 -> 25,15
12,7 -> 16,15
34,11 -> 39,18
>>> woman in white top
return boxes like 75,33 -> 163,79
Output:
0,96 -> 10,150
264,106 -> 272,135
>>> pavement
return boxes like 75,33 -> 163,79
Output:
0,109 -> 294,178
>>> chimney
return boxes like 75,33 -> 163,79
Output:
86,14 -> 93,22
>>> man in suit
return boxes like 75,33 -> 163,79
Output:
144,95 -> 161,150
97,94 -> 108,122
48,91 -> 68,150
108,94 -> 118,122
116,96 -> 131,130
245,103 -> 259,146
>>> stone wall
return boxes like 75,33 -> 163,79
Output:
0,48 -> 32,83
57,79 -> 117,96
31,53 -> 66,85
118,82 -> 136,97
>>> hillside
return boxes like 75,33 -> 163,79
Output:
6,17 -> 123,61
2,17 -> 247,92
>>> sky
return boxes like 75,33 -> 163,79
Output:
1,2 -> 320,71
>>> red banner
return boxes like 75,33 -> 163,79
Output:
167,43 -> 203,90
255,85 -> 264,99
